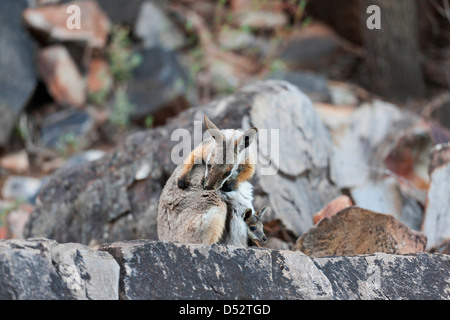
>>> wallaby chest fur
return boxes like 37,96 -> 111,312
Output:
219,181 -> 254,247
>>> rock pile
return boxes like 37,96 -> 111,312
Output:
24,79 -> 449,257
1,238 -> 449,300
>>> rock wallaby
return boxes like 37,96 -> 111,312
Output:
157,115 -> 263,245
243,207 -> 268,247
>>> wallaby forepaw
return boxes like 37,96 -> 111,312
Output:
177,176 -> 189,189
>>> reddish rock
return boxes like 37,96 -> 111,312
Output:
0,226 -> 6,239
0,150 -> 29,173
293,206 -> 427,257
87,58 -> 112,96
38,45 -> 86,107
23,0 -> 110,49
312,195 -> 353,224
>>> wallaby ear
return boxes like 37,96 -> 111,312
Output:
255,206 -> 267,219
243,208 -> 253,221
235,127 -> 258,154
204,114 -> 225,142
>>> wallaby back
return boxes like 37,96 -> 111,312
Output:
157,163 -> 227,244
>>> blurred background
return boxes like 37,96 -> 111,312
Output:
0,0 -> 449,246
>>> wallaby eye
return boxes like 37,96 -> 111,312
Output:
249,226 -> 256,232
207,164 -> 212,170
224,170 -> 232,177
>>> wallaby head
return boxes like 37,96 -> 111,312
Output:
203,115 -> 258,191
244,206 -> 267,247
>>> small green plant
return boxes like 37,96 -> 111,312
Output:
144,115 -> 154,128
88,86 -> 110,107
107,26 -> 142,84
0,199 -> 25,230
57,132 -> 80,157
109,87 -> 135,129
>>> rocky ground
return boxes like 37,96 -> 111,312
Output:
1,238 -> 449,300
0,0 -> 449,300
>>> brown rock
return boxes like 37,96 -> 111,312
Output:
37,45 -> 86,107
0,150 -> 29,173
293,206 -> 427,257
23,0 -> 110,49
86,58 -> 112,96
312,195 -> 353,224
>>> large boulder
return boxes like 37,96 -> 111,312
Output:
25,80 -> 339,246
293,206 -> 427,257
422,142 -> 450,249
0,0 -> 38,146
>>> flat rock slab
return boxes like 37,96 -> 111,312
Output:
102,240 -> 333,300
102,240 -> 450,300
293,206 -> 427,257
1,238 -> 449,300
0,238 -> 119,300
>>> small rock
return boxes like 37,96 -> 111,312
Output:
127,47 -> 189,122
37,45 -> 86,108
312,195 -> 353,224
1,176 -> 42,203
40,109 -> 96,151
0,150 -> 29,173
0,227 -> 6,239
218,27 -> 271,57
293,206 -> 427,257
134,1 -> 184,50
230,0 -> 287,29
233,10 -> 288,30
23,0 -> 111,49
